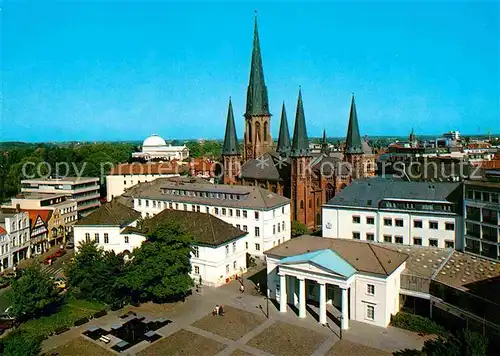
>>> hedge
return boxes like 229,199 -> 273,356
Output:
391,311 -> 448,336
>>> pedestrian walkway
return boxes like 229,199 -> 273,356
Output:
41,265 -> 64,278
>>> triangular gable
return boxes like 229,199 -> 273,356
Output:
280,249 -> 357,278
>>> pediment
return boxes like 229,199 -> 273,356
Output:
282,261 -> 347,279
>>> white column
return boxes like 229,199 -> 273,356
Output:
279,274 -> 287,313
319,282 -> 327,325
299,278 -> 306,318
341,287 -> 349,330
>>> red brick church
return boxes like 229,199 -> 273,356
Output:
221,16 -> 375,230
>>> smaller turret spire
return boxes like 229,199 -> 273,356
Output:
290,88 -> 310,157
222,98 -> 240,156
321,129 -> 329,154
345,94 -> 363,154
276,102 -> 291,156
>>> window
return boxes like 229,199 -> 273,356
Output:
255,227 -> 260,237
277,224 -> 281,233
145,200 -> 149,207
395,219 -> 404,227
366,305 -> 375,320
384,218 -> 392,226
445,240 -> 454,248
445,222 -> 455,231
104,233 -> 109,244
214,207 -> 219,215
193,246 -> 199,258
282,221 -> 285,231
226,264 -> 230,274
236,224 -> 241,229
222,208 -> 226,215
245,242 -> 248,250
429,239 -> 438,247
197,206 -> 201,213
243,225 -> 248,232
124,236 -> 129,244
175,203 -> 179,209
94,233 -> 99,243
229,209 -> 233,217
233,261 -> 237,270
192,205 -> 196,212
255,211 -> 259,220
395,236 -> 403,244
137,199 -> 142,206
153,201 -> 157,208
194,266 -> 200,274
414,220 -> 423,228
255,243 -> 260,251
206,207 -> 209,213
184,204 -> 187,211
85,233 -> 90,242
413,237 -> 422,246
282,207 -> 285,214
232,242 -> 236,253
352,216 -> 361,224
273,225 -> 276,235
225,245 -> 229,256
367,284 -> 375,296
384,235 -> 392,243
236,210 -> 241,217
429,221 -> 438,230
366,233 -> 375,241
352,232 -> 361,240
243,210 -> 248,218
366,217 -> 375,225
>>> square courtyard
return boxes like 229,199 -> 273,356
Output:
247,320 -> 329,356
137,329 -> 226,356
192,305 -> 267,340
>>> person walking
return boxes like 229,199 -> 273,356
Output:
240,284 -> 245,294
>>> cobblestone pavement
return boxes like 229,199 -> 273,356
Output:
42,266 -> 426,356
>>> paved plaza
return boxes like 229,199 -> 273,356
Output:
43,266 -> 426,356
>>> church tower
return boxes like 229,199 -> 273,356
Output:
222,98 -> 242,185
290,89 -> 314,229
243,14 -> 272,161
344,94 -> 365,179
321,129 -> 329,155
276,102 -> 291,157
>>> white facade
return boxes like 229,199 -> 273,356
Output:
322,206 -> 461,250
0,211 -> 31,271
134,198 -> 290,257
74,220 -> 247,287
106,173 -> 179,201
132,134 -> 190,161
266,255 -> 406,329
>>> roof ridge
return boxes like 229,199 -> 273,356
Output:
207,214 -> 217,244
368,243 -> 389,275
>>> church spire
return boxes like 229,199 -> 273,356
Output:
345,94 -> 363,154
321,129 -> 329,154
290,88 -> 310,157
222,98 -> 240,156
276,102 -> 291,156
245,13 -> 270,117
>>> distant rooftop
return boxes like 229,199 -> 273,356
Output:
21,177 -> 99,184
108,163 -> 187,176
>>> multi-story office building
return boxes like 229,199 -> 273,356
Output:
131,177 -> 291,257
464,169 -> 500,260
0,209 -> 30,270
21,177 -> 100,216
322,178 -> 463,249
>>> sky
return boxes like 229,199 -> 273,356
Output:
1,1 -> 499,142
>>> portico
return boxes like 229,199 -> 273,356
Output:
276,249 -> 355,330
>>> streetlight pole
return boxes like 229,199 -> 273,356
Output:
266,292 -> 269,318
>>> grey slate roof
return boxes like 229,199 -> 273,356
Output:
76,201 -> 140,226
132,176 -> 290,210
327,178 -> 461,208
239,151 -> 290,182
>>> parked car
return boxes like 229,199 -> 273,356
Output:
66,242 -> 75,249
54,250 -> 66,258
44,255 -> 56,265
54,280 -> 66,290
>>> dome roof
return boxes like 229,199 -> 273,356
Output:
143,134 -> 166,147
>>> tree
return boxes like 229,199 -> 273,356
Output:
7,265 -> 59,321
120,220 -> 194,302
66,241 -> 127,305
0,331 -> 42,356
422,329 -> 487,356
291,220 -> 310,237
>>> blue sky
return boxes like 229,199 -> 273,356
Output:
2,2 -> 499,142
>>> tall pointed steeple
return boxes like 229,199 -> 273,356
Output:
345,94 -> 363,154
290,88 -> 310,157
276,102 -> 291,156
321,129 -> 329,154
245,13 -> 270,117
222,98 -> 240,155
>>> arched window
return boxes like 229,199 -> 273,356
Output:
248,123 -> 252,143
263,121 -> 268,142
326,183 -> 335,202
255,122 -> 261,142
300,200 -> 304,209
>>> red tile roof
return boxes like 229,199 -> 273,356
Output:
22,209 -> 52,229
0,227 -> 6,235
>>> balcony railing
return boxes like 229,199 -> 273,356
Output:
401,273 -> 431,295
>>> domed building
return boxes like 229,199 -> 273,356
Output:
132,134 -> 190,162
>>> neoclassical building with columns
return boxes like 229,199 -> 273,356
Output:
265,235 -> 408,329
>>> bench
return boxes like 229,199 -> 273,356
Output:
99,335 -> 111,344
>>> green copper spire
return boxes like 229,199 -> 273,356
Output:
321,129 -> 329,154
290,88 -> 310,157
276,102 -> 291,155
245,14 -> 270,117
345,94 -> 363,154
222,98 -> 240,156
